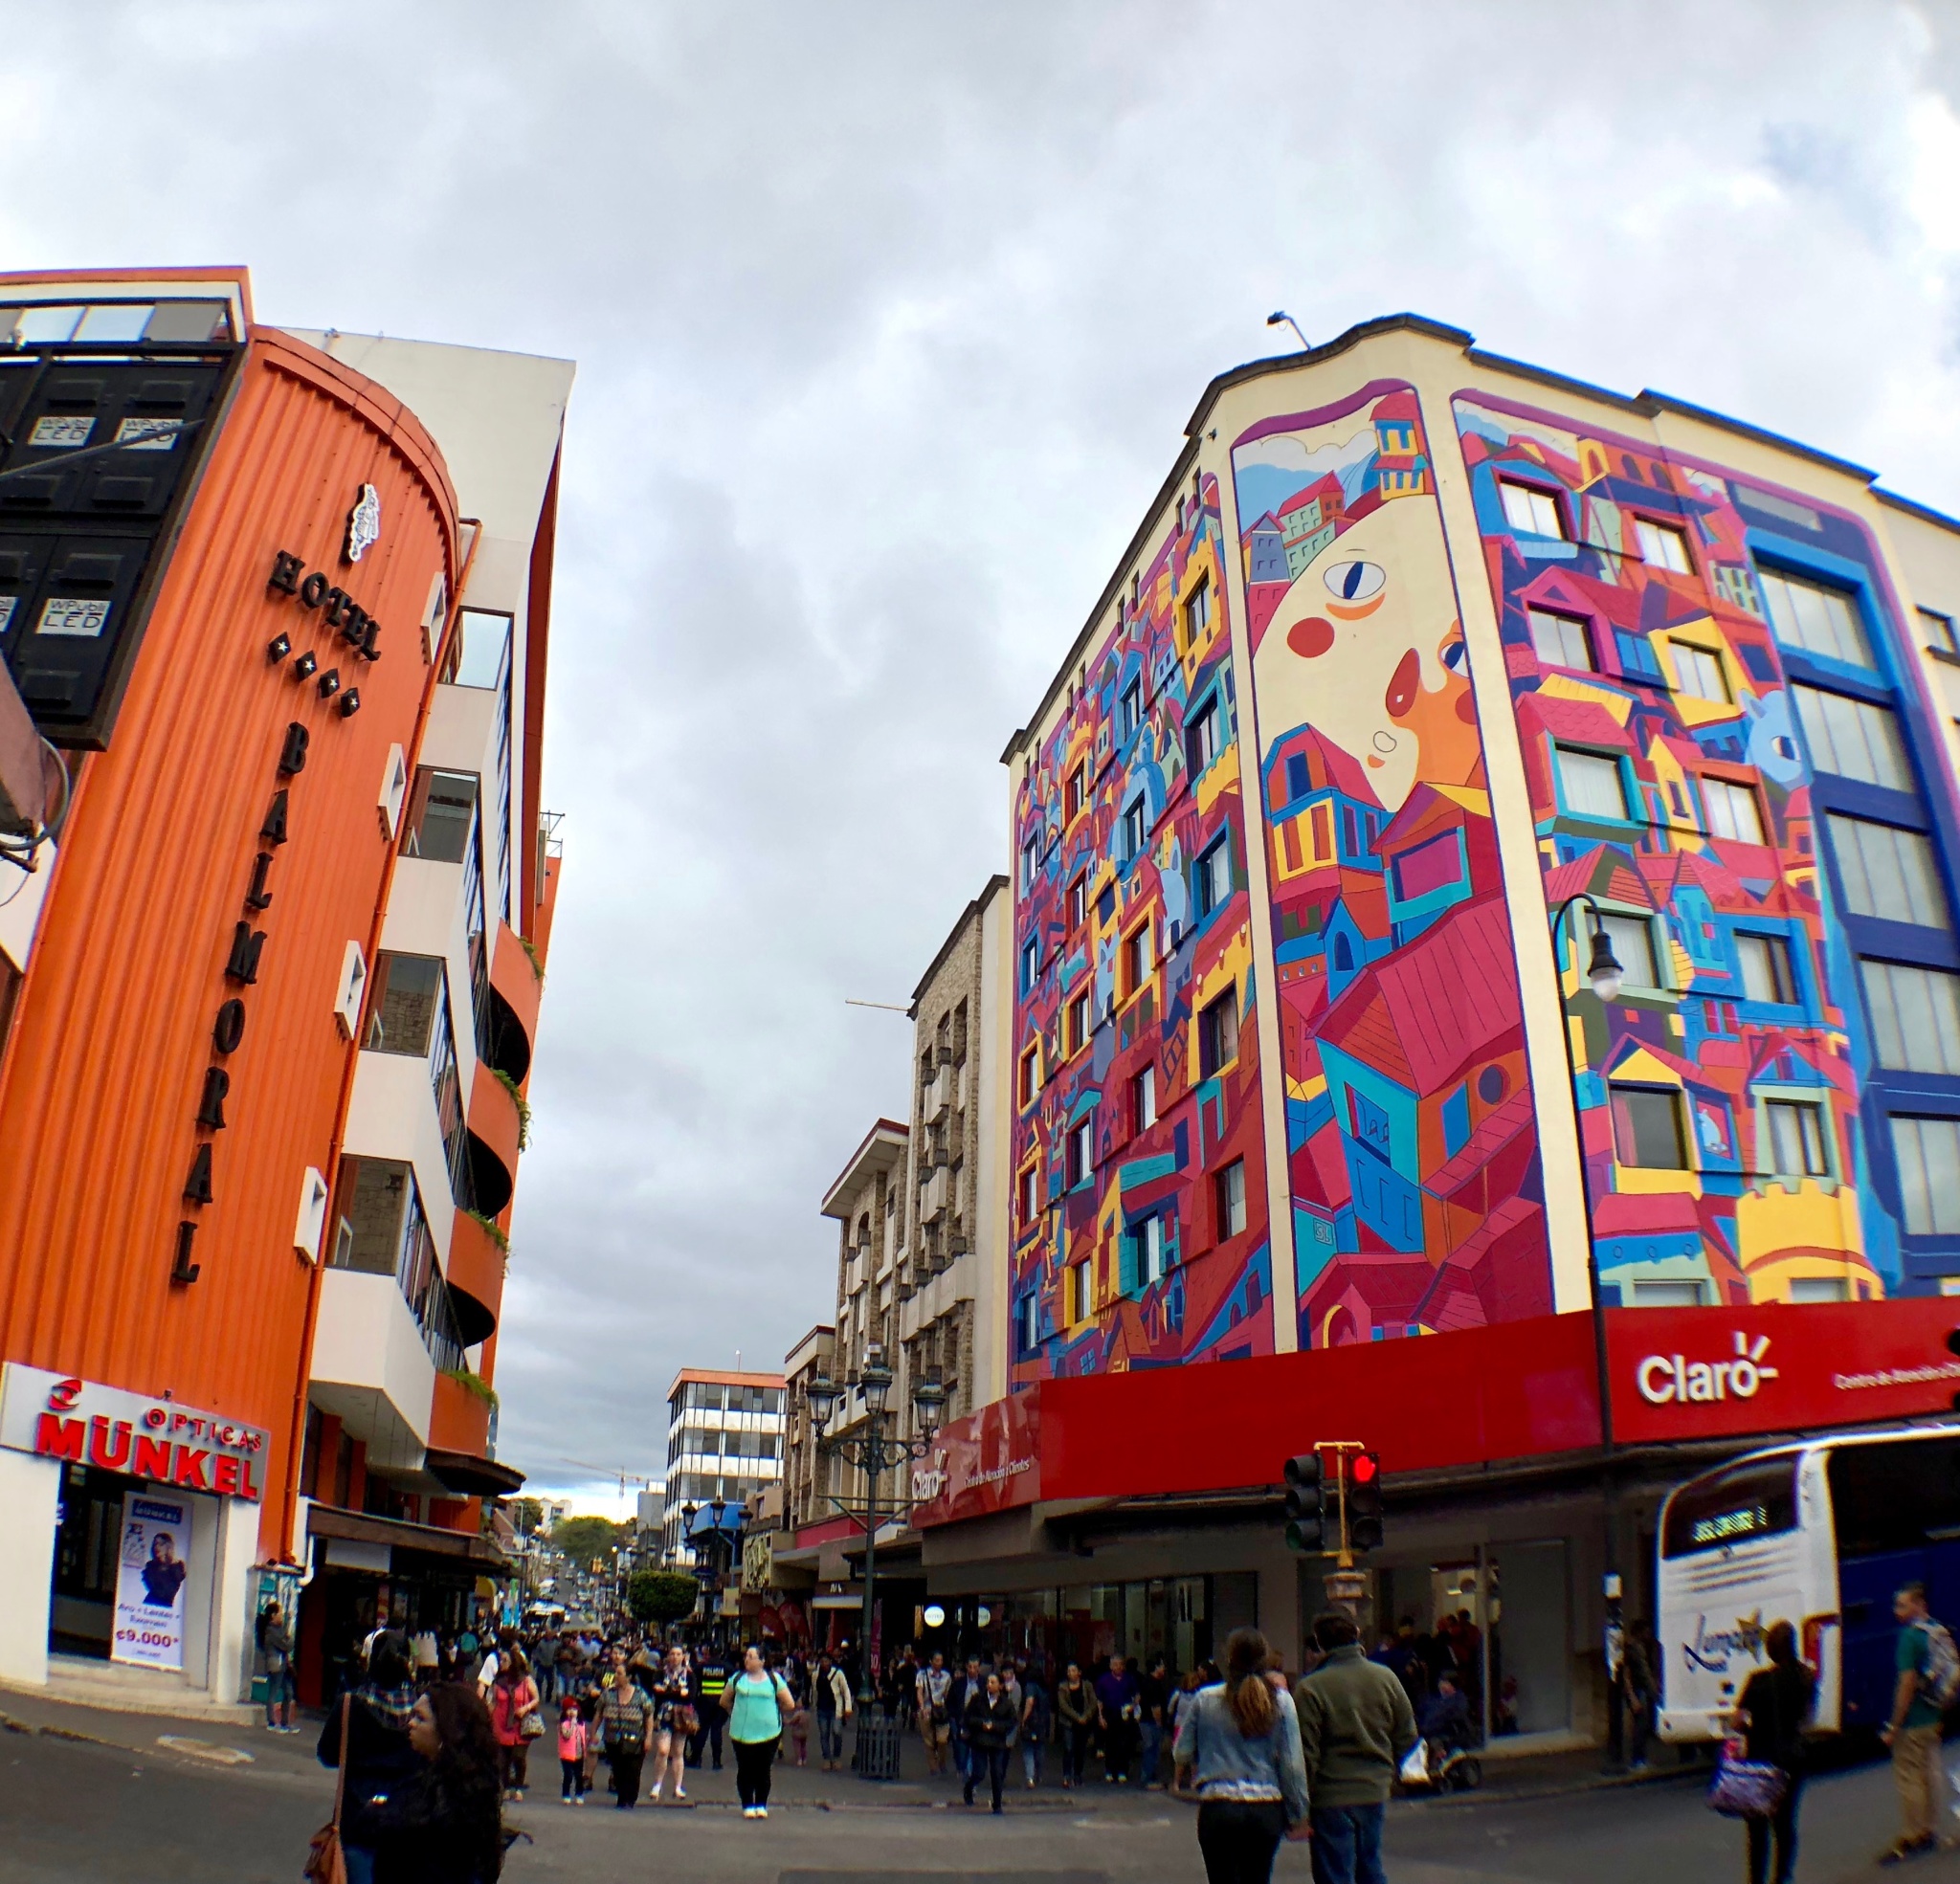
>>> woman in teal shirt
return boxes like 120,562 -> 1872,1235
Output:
724,1645 -> 794,1818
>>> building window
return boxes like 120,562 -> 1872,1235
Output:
1195,833 -> 1233,917
1014,1294 -> 1038,1357
402,768 -> 479,864
1066,1115 -> 1093,1187
1065,764 -> 1086,821
1134,1213 -> 1168,1288
1611,1083 -> 1689,1169
1067,990 -> 1089,1055
1181,577 -> 1211,652
1019,835 -> 1037,892
1921,608 -> 1959,656
1021,934 -> 1040,992
1891,1115 -> 1960,1235
1132,1063 -> 1157,1133
1792,685 -> 1911,792
1018,1044 -> 1038,1106
1527,607 -> 1592,671
1199,986 -> 1240,1078
1122,797 -> 1146,859
1764,1098 -> 1830,1178
1188,698 -> 1219,774
1633,1279 -> 1706,1307
1671,642 -> 1728,700
1119,677 -> 1142,739
1634,519 -> 1693,572
1827,815 -> 1948,927
1499,479 -> 1566,540
1597,913 -> 1659,989
1068,873 -> 1087,931
1735,932 -> 1798,1006
1860,960 -> 1960,1075
1701,776 -> 1767,845
1018,1163 -> 1039,1221
1757,566 -> 1873,668
363,952 -> 446,1056
1554,746 -> 1632,821
1066,1259 -> 1092,1322
1215,1158 -> 1247,1239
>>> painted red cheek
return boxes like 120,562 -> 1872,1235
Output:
1288,616 -> 1336,658
1385,647 -> 1420,718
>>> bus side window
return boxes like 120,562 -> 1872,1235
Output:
1827,1436 -> 1960,1559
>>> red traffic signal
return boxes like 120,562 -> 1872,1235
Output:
1351,1452 -> 1379,1485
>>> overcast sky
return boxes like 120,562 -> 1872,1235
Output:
7,1 -> 1960,1514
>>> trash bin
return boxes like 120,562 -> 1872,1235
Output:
852,1708 -> 902,1781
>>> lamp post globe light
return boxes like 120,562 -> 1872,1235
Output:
806,1343 -> 946,1714
1548,890 -> 1630,1764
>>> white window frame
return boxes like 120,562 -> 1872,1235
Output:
1500,479 -> 1566,540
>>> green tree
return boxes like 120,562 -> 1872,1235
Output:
551,1516 -> 623,1571
627,1569 -> 702,1629
509,1496 -> 544,1536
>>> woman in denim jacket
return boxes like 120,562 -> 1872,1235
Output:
1171,1629 -> 1310,1884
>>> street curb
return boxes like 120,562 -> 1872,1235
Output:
1408,1762 -> 1708,1811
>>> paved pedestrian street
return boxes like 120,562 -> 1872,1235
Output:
5,1699 -> 1960,1884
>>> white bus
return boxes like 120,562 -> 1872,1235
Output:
1656,1424 -> 1960,1743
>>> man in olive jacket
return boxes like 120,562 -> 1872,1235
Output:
1295,1610 -> 1419,1884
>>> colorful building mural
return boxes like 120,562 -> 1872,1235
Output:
1008,475 -> 1272,1384
1233,383 -> 1551,1348
1452,391 -> 1960,1304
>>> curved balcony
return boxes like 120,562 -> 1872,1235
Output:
484,922 -> 543,1085
429,1365 -> 492,1455
465,1069 -> 520,1218
444,1208 -> 505,1347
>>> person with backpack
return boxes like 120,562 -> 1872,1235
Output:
1880,1582 -> 1956,1865
1171,1627 -> 1308,1884
724,1644 -> 795,1818
259,1601 -> 298,1734
1019,1663 -> 1051,1788
1733,1620 -> 1815,1884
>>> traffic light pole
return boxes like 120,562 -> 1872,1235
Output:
1286,1440 -> 1372,1624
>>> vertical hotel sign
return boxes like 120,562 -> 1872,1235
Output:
0,1363 -> 271,1500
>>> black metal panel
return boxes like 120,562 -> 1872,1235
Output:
0,342 -> 237,746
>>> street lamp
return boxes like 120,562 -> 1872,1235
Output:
1266,310 -> 1310,351
808,1344 -> 947,1710
1549,891 -> 1628,1764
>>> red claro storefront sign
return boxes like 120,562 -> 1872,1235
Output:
911,1390 -> 1042,1528
1609,1297 -> 1960,1445
0,1363 -> 271,1501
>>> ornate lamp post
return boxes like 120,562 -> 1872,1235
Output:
1549,891 -> 1629,1763
806,1343 -> 946,1706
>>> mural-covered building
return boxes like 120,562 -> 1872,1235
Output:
925,316 -> 1960,1743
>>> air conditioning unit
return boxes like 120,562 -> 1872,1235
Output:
936,1041 -> 954,1066
948,1233 -> 969,1257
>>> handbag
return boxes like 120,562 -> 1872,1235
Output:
303,1696 -> 351,1884
673,1703 -> 701,1737
521,1709 -> 546,1740
1707,1737 -> 1789,1820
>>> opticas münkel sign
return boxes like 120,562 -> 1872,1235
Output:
0,1363 -> 271,1501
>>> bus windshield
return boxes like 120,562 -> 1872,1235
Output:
1661,1453 -> 1798,1558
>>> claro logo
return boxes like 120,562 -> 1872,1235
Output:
1637,1332 -> 1780,1406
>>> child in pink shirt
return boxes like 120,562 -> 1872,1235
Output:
558,1698 -> 590,1804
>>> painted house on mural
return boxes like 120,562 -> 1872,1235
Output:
912,314 -> 1960,1751
0,269 -> 568,1714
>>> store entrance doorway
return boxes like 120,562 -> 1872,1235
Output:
51,1462 -> 129,1658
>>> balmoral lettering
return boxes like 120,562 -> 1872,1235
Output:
268,549 -> 385,662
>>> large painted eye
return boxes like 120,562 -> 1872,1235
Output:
1323,560 -> 1385,602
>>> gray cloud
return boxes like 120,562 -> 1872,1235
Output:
5,0 -> 1959,1504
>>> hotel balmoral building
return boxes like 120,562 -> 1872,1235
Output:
0,268 -> 570,1714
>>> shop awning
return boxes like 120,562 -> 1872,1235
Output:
425,1448 -> 526,1496
308,1501 -> 511,1571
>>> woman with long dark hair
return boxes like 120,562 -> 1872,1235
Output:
318,1630 -> 422,1884
1171,1628 -> 1309,1884
1734,1620 -> 1815,1884
368,1681 -> 504,1884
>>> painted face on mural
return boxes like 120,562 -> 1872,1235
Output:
1256,495 -> 1475,813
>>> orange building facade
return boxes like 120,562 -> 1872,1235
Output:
0,270 -> 570,1712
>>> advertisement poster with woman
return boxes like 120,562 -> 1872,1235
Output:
112,1496 -> 189,1671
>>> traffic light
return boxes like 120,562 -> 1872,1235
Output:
1348,1451 -> 1385,1552
1283,1452 -> 1325,1551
